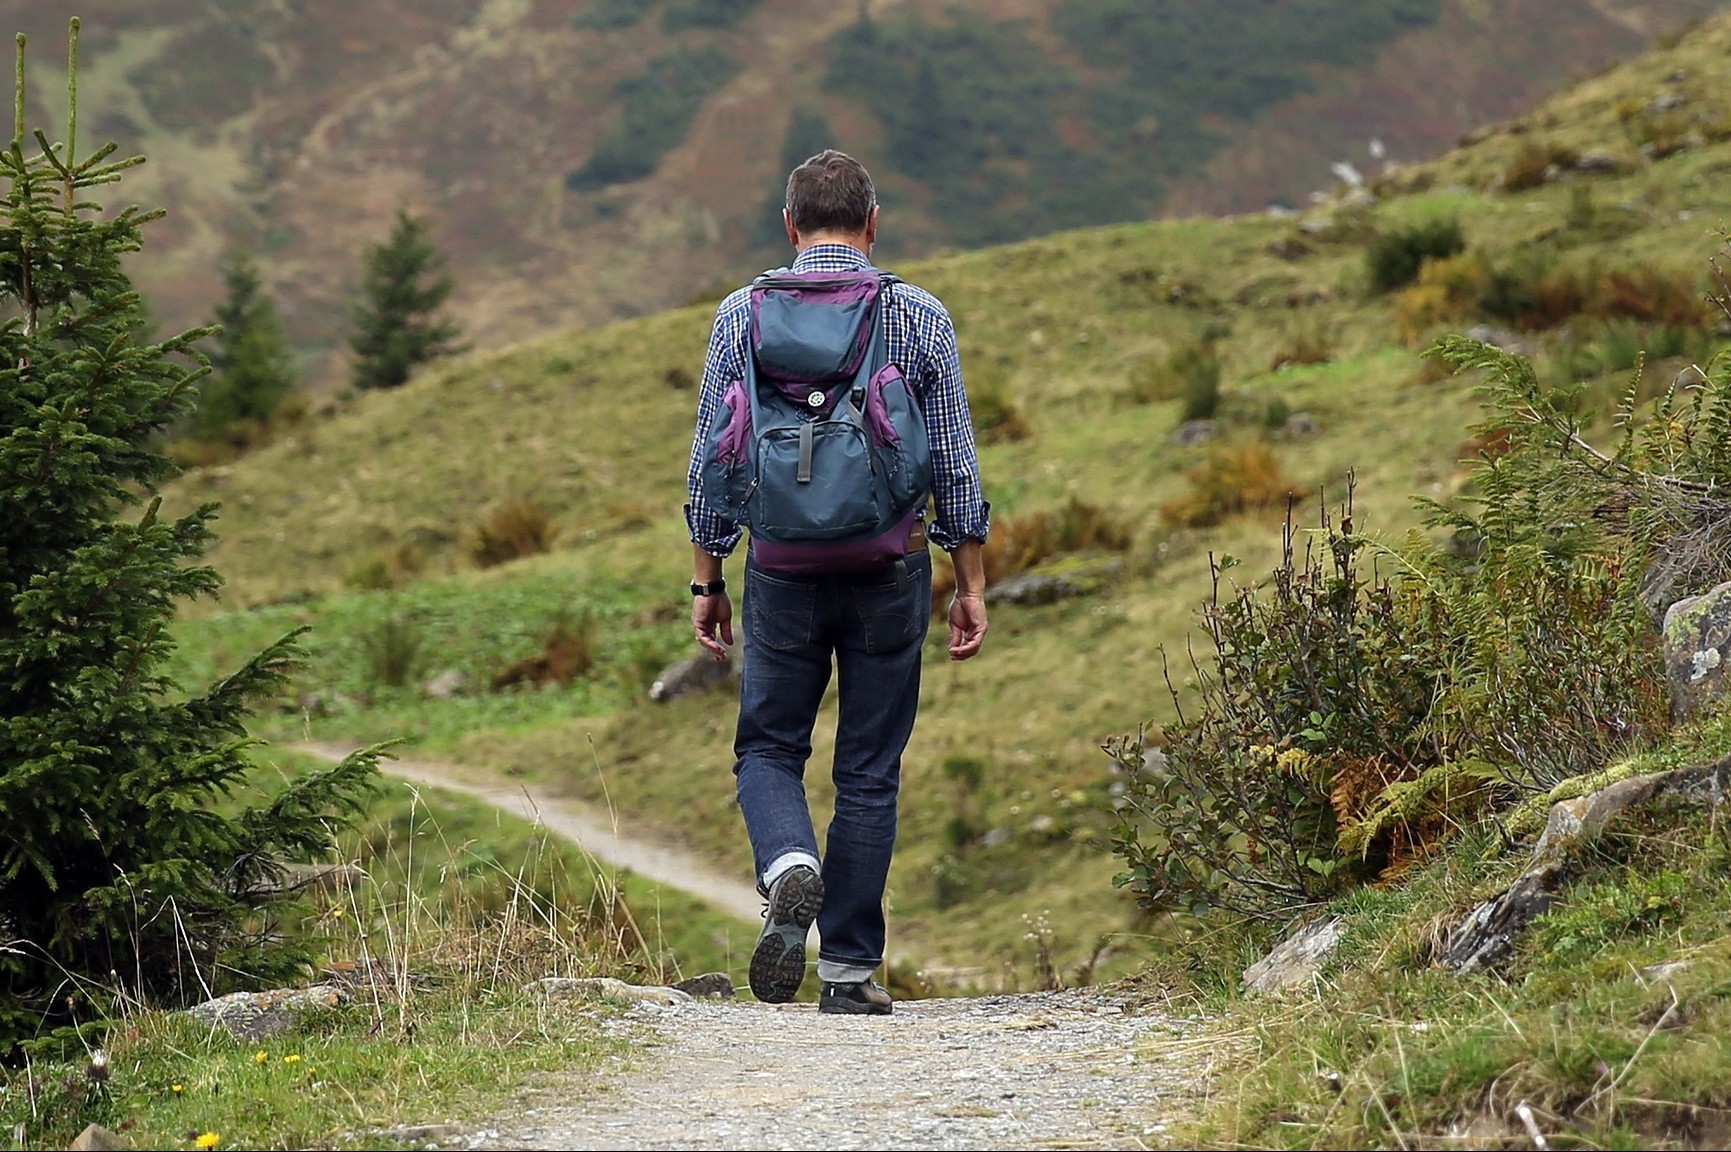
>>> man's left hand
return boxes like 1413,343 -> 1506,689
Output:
694,593 -> 734,661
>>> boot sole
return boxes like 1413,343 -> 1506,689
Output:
749,868 -> 824,1003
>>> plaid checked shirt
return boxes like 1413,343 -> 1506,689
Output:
684,243 -> 991,557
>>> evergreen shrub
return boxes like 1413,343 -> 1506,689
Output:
0,23 -> 380,1056
1366,216 -> 1466,294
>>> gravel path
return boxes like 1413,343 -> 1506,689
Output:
299,743 -> 1222,1148
458,986 -> 1215,1151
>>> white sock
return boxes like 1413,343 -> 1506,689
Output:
761,851 -> 821,892
817,961 -> 876,984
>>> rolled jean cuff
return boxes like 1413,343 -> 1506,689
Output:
761,850 -> 821,894
817,959 -> 877,983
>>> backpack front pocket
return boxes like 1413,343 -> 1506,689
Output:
753,422 -> 884,540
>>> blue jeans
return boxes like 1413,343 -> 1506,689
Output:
733,548 -> 932,978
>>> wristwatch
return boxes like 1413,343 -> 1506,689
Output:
689,577 -> 727,597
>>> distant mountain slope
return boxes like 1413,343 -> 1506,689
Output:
6,0 -> 1724,388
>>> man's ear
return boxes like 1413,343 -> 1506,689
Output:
783,208 -> 800,248
864,204 -> 879,248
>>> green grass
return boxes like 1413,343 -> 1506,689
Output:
247,748 -> 746,984
1,983 -> 639,1151
1140,711 -> 1731,1150
172,571 -> 686,750
1,747 -> 754,1150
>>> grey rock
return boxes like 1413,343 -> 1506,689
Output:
1135,747 -> 1170,781
533,977 -> 693,1007
1172,419 -> 1219,447
1662,580 -> 1731,721
671,972 -> 735,999
1439,864 -> 1564,974
1637,960 -> 1689,987
185,984 -> 346,1040
1465,324 -> 1536,359
69,1124 -> 130,1151
1444,756 -> 1731,974
1535,758 -> 1731,863
423,669 -> 468,699
1242,916 -> 1344,996
1573,149 -> 1622,174
988,558 -> 1123,607
383,1124 -> 464,1144
649,650 -> 741,703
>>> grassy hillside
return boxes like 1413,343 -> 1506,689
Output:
5,0 -> 1720,390
1148,724 -> 1731,1148
160,10 -> 1731,993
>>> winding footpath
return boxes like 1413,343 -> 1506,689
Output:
297,742 -> 1218,1150
296,740 -> 764,922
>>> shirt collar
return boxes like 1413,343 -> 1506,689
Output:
790,243 -> 872,274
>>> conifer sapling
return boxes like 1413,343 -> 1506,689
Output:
0,20 -> 382,1057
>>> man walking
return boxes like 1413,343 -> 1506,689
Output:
683,149 -> 990,1015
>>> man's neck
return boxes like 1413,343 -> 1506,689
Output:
795,232 -> 871,256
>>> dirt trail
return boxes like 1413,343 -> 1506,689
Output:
297,742 -> 1219,1149
295,741 -> 765,924
466,988 -> 1211,1151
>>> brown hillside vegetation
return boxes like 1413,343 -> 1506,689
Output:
5,0 -> 1722,391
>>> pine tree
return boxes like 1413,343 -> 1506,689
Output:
192,248 -> 296,440
0,22 -> 381,1055
348,207 -> 462,391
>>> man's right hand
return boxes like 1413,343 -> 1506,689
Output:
694,592 -> 734,661
946,539 -> 989,661
948,592 -> 987,661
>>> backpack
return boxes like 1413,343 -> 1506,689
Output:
699,268 -> 933,574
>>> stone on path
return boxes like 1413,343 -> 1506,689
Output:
533,977 -> 693,1007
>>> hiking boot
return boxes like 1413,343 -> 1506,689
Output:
818,978 -> 893,1016
749,865 -> 824,1003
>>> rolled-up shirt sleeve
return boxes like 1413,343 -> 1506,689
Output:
684,291 -> 751,557
908,296 -> 991,552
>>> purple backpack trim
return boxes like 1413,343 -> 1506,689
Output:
752,506 -> 921,574
717,380 -> 751,465
864,364 -> 903,448
751,272 -> 882,410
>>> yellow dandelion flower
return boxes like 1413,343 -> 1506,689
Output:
252,1051 -> 268,1065
283,1054 -> 301,1065
195,1132 -> 221,1149
171,1083 -> 184,1095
